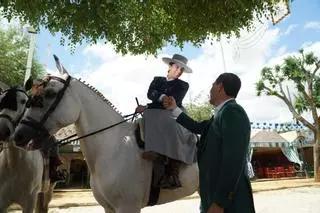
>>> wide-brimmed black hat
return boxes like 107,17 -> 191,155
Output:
162,54 -> 192,73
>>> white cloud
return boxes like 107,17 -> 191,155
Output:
275,46 -> 287,56
83,43 -> 118,61
301,41 -> 313,49
81,47 -> 168,112
46,67 -> 60,76
304,21 -> 320,30
283,24 -> 298,36
70,21 -> 320,124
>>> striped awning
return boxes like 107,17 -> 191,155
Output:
250,131 -> 293,148
251,141 -> 293,148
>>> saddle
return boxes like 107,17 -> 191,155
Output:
134,118 -> 146,149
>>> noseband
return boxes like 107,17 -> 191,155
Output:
20,76 -> 72,137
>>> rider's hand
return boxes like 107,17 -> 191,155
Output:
135,105 -> 147,114
163,96 -> 177,110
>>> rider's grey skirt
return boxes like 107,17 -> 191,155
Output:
143,109 -> 197,164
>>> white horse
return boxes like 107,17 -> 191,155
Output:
0,88 -> 56,213
13,66 -> 199,212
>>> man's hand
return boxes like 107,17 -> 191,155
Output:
135,105 -> 147,114
163,96 -> 177,110
207,203 -> 224,213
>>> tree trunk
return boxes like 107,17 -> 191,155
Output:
314,132 -> 320,182
301,149 -> 310,179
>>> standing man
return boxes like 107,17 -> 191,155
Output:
163,73 -> 255,213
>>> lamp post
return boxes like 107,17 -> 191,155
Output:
24,27 -> 37,85
219,39 -> 227,73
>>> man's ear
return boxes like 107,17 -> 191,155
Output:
217,83 -> 224,92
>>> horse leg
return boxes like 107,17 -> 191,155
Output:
35,191 -> 52,213
41,183 -> 56,213
0,206 -> 8,213
91,181 -> 115,213
94,193 -> 114,213
0,197 -> 10,213
115,205 -> 141,213
104,205 -> 115,213
22,194 -> 37,213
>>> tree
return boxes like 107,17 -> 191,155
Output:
185,94 -> 214,121
256,50 -> 320,181
0,0 -> 290,55
0,25 -> 44,87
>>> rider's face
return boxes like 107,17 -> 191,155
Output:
167,63 -> 184,79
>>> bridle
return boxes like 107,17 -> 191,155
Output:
0,88 -> 30,128
19,75 -> 137,148
20,75 -> 72,138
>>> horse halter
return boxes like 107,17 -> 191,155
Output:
0,88 -> 30,128
20,75 -> 72,137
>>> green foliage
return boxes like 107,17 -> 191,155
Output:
295,78 -> 320,114
256,50 -> 320,114
185,94 -> 214,122
0,0 -> 290,55
0,25 -> 44,88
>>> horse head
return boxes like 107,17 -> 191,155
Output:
13,55 -> 81,148
0,87 -> 30,141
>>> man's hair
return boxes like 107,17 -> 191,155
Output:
215,73 -> 241,98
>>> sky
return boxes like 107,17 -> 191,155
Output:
2,0 -> 320,124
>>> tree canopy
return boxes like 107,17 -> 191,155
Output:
256,49 -> 320,181
0,0 -> 290,55
0,25 -> 44,88
256,50 -> 320,133
185,94 -> 214,121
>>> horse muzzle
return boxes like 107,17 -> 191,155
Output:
0,125 -> 11,141
13,123 -> 39,147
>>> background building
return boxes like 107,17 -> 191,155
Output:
55,124 -> 89,188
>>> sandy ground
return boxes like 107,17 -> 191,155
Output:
9,186 -> 320,213
8,178 -> 320,211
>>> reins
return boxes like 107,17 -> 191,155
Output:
53,111 -> 139,148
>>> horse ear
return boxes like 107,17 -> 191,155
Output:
53,54 -> 69,75
25,76 -> 33,91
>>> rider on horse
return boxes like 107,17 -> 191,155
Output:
136,54 -> 197,189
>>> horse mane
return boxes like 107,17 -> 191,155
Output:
77,78 -> 123,115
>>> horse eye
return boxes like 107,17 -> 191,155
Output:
44,90 -> 57,99
20,99 -> 26,104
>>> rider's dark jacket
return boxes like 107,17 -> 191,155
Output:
146,77 -> 189,109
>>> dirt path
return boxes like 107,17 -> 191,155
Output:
9,186 -> 320,213
8,178 -> 320,210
